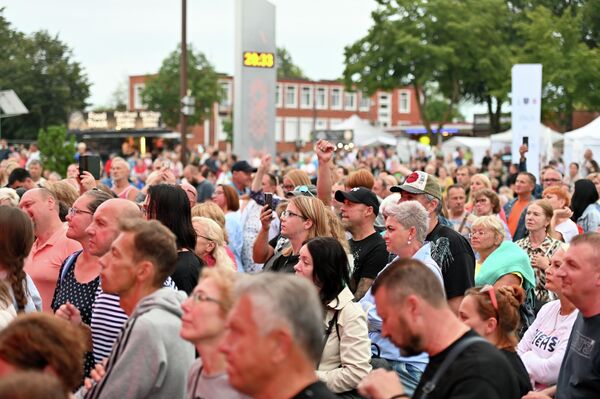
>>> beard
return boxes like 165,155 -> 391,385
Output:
398,331 -> 424,357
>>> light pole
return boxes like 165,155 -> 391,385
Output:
179,0 -> 188,165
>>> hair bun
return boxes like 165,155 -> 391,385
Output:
498,285 -> 525,307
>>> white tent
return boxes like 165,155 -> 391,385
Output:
331,115 -> 399,147
563,117 -> 600,168
491,125 -> 562,163
441,136 -> 491,166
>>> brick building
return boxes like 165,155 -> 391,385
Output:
129,74 -> 422,152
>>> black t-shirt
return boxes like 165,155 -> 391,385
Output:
501,349 -> 532,397
291,381 -> 337,399
171,250 -> 204,294
264,252 -> 299,274
556,313 -> 600,399
349,232 -> 389,292
426,221 -> 475,299
413,330 -> 521,399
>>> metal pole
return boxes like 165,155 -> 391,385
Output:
179,0 -> 188,165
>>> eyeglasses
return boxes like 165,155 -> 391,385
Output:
191,291 -> 223,306
281,210 -> 306,220
68,207 -> 93,217
197,235 -> 213,242
293,185 -> 315,197
479,285 -> 498,311
468,229 -> 492,239
542,178 -> 562,183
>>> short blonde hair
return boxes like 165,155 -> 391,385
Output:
0,188 -> 19,207
191,202 -> 228,242
472,215 -> 505,240
199,267 -> 237,314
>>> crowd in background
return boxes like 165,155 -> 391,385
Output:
0,136 -> 598,399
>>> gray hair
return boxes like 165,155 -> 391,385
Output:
385,200 -> 430,243
380,193 -> 401,216
0,188 -> 19,207
234,273 -> 324,365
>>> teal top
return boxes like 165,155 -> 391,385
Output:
475,241 -> 536,291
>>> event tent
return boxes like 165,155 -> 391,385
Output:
331,115 -> 399,147
490,125 -> 562,163
563,116 -> 600,167
441,136 -> 491,166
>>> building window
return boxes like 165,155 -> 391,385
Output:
300,86 -> 313,109
133,83 -> 145,109
276,84 -> 282,108
275,117 -> 283,142
299,118 -> 313,142
344,92 -> 356,111
284,117 -> 299,142
316,87 -> 328,109
285,85 -> 297,108
378,92 -> 392,127
359,93 -> 370,111
220,82 -> 231,107
331,88 -> 342,110
398,90 -> 410,113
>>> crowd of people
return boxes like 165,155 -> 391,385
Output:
0,137 -> 599,399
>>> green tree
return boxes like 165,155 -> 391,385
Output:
37,125 -> 76,176
276,47 -> 306,79
0,10 -> 90,140
516,6 -> 600,130
344,0 -> 477,142
141,45 -> 221,128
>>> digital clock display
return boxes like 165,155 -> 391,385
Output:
243,51 -> 275,68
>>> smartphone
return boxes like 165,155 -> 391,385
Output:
264,192 -> 273,210
79,155 -> 101,180
522,136 -> 529,146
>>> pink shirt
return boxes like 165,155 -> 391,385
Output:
24,225 -> 82,312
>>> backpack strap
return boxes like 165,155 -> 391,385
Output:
420,335 -> 487,399
59,250 -> 82,284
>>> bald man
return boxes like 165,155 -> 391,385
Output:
20,188 -> 81,311
110,158 -> 138,201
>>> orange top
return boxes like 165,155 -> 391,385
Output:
507,198 -> 529,237
24,225 -> 82,312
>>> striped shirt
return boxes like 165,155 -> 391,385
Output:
91,277 -> 177,364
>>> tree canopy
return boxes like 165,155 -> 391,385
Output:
141,45 -> 221,129
276,47 -> 307,79
343,0 -> 600,133
0,9 -> 90,140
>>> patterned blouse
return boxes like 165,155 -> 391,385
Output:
516,235 -> 566,305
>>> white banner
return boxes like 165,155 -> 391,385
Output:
511,64 -> 543,179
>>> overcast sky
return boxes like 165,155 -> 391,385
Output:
3,0 -> 378,108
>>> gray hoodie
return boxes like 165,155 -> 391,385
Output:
78,288 -> 194,399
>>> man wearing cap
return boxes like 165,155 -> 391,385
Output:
335,187 -> 389,301
231,160 -> 257,197
393,171 -> 475,314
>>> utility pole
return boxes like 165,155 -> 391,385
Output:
179,0 -> 188,165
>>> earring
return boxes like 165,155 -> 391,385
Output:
407,239 -> 412,245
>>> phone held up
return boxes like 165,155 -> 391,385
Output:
79,155 -> 101,180
264,192 -> 273,211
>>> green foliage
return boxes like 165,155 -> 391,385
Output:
424,99 -> 464,122
37,125 -> 76,177
222,117 -> 233,144
516,5 -> 600,129
276,47 -> 306,79
0,9 -> 90,140
141,45 -> 221,128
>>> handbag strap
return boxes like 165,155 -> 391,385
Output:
420,335 -> 487,399
317,309 -> 339,368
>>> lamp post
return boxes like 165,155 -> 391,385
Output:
179,0 -> 188,165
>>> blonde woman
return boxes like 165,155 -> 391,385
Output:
255,196 -> 331,273
192,217 -> 237,271
281,169 -> 311,196
465,173 -> 492,212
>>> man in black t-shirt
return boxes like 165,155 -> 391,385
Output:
358,258 -> 520,399
335,187 -> 389,300
392,171 -> 475,314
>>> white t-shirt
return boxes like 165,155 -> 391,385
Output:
555,219 -> 579,243
517,300 -> 578,389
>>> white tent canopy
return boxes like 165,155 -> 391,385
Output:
331,115 -> 399,147
441,136 -> 491,166
491,125 -> 562,164
563,116 -> 600,167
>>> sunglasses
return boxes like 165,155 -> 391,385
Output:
293,185 -> 315,197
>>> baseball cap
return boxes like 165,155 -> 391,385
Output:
390,171 -> 442,200
286,185 -> 317,198
334,187 -> 380,216
231,160 -> 257,173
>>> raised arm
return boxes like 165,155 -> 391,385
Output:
315,139 -> 336,206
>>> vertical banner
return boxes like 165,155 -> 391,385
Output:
511,64 -> 543,179
234,0 -> 276,160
